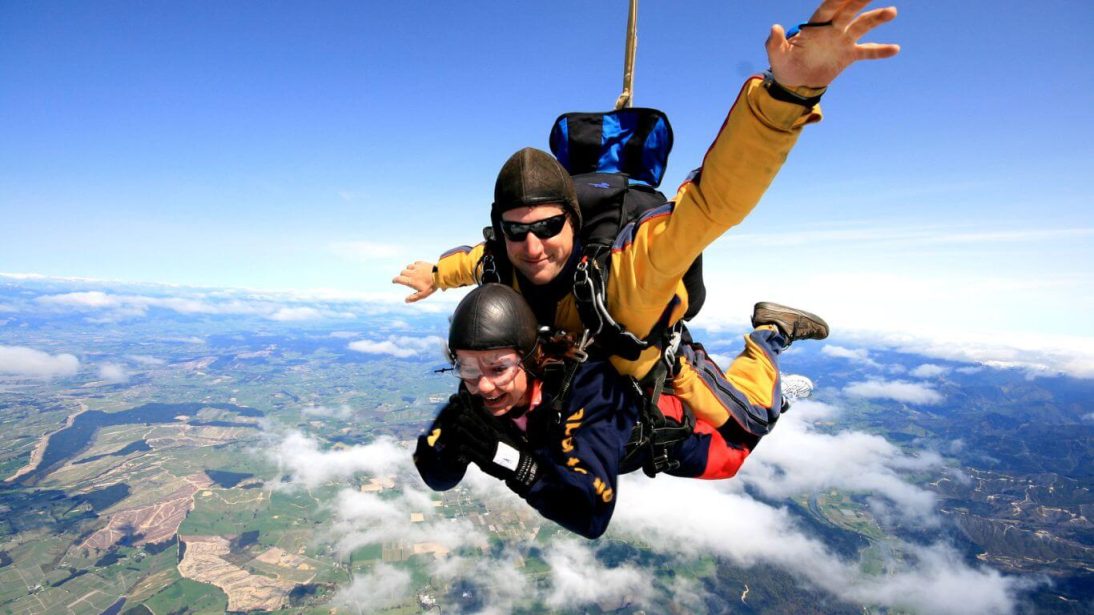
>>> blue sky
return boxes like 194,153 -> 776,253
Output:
2,0 -> 1092,344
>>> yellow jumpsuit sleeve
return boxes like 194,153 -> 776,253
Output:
607,76 -> 822,377
434,243 -> 487,290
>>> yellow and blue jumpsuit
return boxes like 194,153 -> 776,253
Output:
431,76 -> 822,443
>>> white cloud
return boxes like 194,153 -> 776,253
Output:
268,306 -> 323,321
266,431 -> 407,489
301,404 -> 354,419
838,329 -> 1094,380
328,487 -> 482,557
840,543 -> 1033,615
35,290 -> 120,309
822,344 -> 882,368
706,352 -> 734,369
348,336 -> 444,359
331,564 -> 412,614
264,430 -> 489,556
463,557 -> 536,615
159,336 -> 206,345
34,289 -> 356,323
98,362 -> 130,384
878,317 -> 1094,380
544,539 -> 655,610
911,363 -> 948,378
0,345 -> 79,380
612,478 -> 1023,615
125,354 -> 165,366
844,379 -> 944,405
739,400 -> 943,523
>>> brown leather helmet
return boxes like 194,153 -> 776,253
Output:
490,148 -> 581,240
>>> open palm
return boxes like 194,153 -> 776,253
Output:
768,0 -> 900,88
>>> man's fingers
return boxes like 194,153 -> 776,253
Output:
846,6 -> 897,40
766,24 -> 787,54
854,42 -> 900,60
805,0 -> 862,24
405,287 -> 435,303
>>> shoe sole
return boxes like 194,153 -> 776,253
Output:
752,302 -> 829,340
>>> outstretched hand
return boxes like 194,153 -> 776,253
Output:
392,260 -> 437,303
767,0 -> 899,88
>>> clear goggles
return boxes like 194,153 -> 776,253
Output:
450,354 -> 523,386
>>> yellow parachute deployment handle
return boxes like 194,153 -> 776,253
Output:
614,0 -> 638,110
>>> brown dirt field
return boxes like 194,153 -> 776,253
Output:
177,535 -> 296,612
81,473 -> 213,550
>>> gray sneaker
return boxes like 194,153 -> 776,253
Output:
781,374 -> 815,402
752,302 -> 829,342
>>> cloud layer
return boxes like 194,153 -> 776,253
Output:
34,289 -> 358,323
737,400 -> 943,521
97,362 -> 130,384
0,345 -> 79,380
347,336 -> 444,359
262,407 -> 1027,615
844,379 -> 945,405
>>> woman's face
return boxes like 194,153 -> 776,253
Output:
453,348 -> 530,416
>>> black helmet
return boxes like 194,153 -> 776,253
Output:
448,284 -> 539,358
490,147 -> 582,239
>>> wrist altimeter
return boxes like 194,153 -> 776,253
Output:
762,70 -> 824,107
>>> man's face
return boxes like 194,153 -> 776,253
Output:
501,205 -> 575,285
453,348 -> 530,416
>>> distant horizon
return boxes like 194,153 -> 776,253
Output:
3,271 -> 1090,381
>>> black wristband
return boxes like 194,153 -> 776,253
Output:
514,455 -> 538,486
506,454 -> 539,495
762,70 -> 823,108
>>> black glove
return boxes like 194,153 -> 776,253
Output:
450,403 -> 540,493
416,394 -> 471,466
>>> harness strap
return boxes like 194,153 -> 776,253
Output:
618,321 -> 694,477
549,332 -> 590,414
573,249 -> 676,361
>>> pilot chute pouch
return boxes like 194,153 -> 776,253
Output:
549,108 -> 706,323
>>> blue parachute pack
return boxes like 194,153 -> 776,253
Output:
549,107 -> 706,358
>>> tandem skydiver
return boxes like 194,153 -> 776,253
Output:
414,284 -> 827,539
397,0 -> 899,458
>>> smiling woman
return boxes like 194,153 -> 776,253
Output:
451,350 -> 529,415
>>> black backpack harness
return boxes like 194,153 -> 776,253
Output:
486,108 -> 705,476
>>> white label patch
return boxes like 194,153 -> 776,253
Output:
492,442 -> 520,472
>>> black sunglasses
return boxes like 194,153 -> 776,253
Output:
500,213 -> 568,242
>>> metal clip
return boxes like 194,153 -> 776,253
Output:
570,330 -> 592,363
573,257 -> 592,297
662,323 -> 683,373
481,254 -> 500,284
